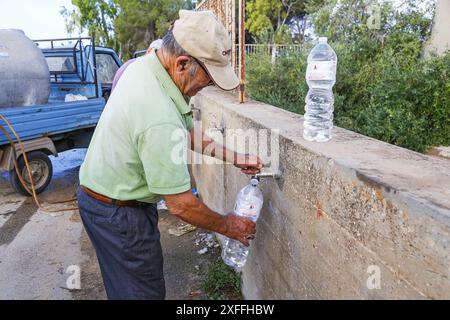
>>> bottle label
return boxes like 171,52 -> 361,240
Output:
306,61 -> 336,81
234,202 -> 262,221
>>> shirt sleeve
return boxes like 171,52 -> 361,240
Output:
137,124 -> 191,195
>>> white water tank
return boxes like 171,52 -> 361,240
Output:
0,29 -> 50,108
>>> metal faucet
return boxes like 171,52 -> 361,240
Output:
254,170 -> 282,179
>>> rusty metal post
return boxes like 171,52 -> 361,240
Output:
238,0 -> 245,103
228,0 -> 236,72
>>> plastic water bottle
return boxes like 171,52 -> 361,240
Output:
222,177 -> 264,271
303,37 -> 337,142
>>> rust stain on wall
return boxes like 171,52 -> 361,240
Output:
375,190 -> 384,201
316,200 -> 323,220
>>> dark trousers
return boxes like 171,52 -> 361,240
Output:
77,187 -> 165,300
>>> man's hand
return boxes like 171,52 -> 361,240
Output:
234,153 -> 263,175
164,191 -> 256,247
223,213 -> 256,247
189,128 -> 263,175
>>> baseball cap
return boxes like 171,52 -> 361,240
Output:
172,10 -> 239,91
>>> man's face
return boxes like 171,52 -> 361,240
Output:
173,56 -> 213,96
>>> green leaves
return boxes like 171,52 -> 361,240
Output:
247,50 -> 309,114
62,0 -> 194,59
114,0 -> 194,59
202,260 -> 242,300
61,0 -> 118,48
246,0 -> 314,44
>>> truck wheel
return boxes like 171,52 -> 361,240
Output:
10,151 -> 53,196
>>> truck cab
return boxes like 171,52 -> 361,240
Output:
38,38 -> 122,103
95,46 -> 122,101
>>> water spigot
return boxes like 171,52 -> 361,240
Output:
254,170 -> 282,179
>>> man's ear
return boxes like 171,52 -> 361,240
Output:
175,55 -> 191,73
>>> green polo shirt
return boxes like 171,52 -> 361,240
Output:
79,50 -> 193,203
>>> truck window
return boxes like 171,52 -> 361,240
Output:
96,53 -> 120,85
45,56 -> 76,73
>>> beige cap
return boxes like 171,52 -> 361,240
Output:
172,10 -> 239,91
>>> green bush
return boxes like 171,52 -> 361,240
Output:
246,1 -> 450,153
338,50 -> 450,152
201,259 -> 242,300
246,50 -> 309,115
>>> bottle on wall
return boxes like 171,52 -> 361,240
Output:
303,37 -> 337,142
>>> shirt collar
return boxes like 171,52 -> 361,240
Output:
147,50 -> 191,115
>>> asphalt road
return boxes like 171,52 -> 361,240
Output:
0,149 -> 219,300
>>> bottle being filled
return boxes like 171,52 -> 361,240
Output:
303,37 -> 337,142
222,177 -> 264,271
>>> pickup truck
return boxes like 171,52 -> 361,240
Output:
0,37 -> 122,195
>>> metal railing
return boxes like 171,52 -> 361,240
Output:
238,44 -> 302,56
234,44 -> 303,73
196,0 -> 243,101
34,37 -> 99,98
196,0 -> 236,70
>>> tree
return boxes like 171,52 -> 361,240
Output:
246,0 -> 322,43
115,0 -> 194,59
60,0 -> 118,49
62,0 -> 194,59
309,0 -> 435,44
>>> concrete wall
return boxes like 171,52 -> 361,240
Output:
190,87 -> 450,300
425,0 -> 450,56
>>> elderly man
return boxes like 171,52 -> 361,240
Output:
77,10 -> 262,300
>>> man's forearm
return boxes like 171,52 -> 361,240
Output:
211,144 -> 237,163
164,190 -> 257,246
190,127 -> 237,164
164,191 -> 228,234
